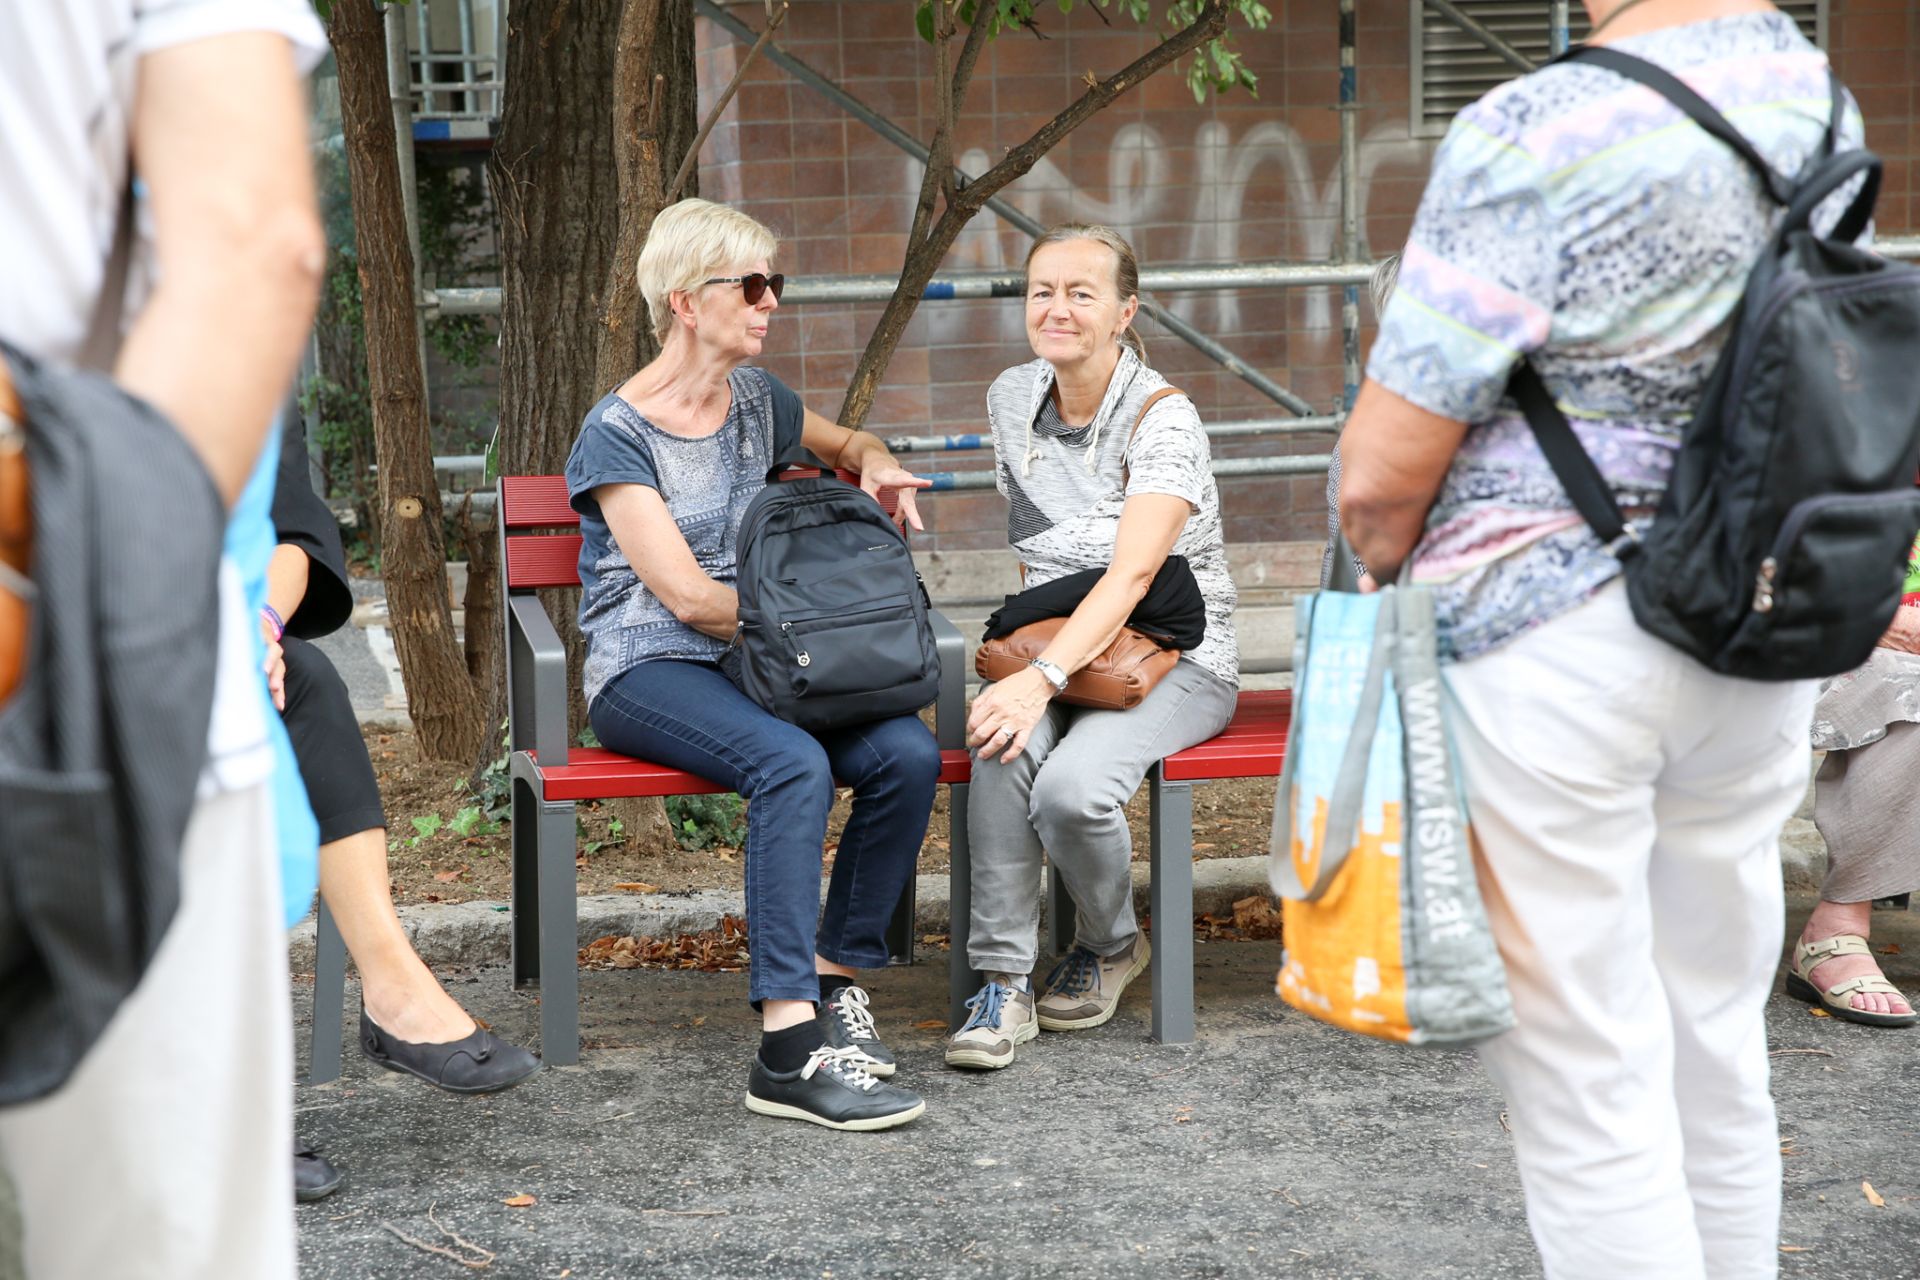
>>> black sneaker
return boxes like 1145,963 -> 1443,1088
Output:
294,1138 -> 344,1203
744,1045 -> 926,1131
820,984 -> 897,1078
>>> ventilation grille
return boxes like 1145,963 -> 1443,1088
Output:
1410,1 -> 1827,137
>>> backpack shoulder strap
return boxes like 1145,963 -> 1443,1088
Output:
1122,386 -> 1185,487
1510,362 -> 1637,555
1560,45 -> 1792,205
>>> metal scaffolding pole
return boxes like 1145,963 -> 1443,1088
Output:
1549,0 -> 1571,56
423,261 -> 1383,316
916,452 -> 1335,492
694,0 -> 1319,417
882,414 -> 1344,455
1422,0 -> 1536,74
1338,0 -> 1361,415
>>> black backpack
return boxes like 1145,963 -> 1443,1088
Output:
1515,46 -> 1920,681
734,459 -> 940,732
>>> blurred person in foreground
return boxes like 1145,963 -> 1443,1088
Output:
1338,2 -> 1861,1276
0,2 -> 325,1275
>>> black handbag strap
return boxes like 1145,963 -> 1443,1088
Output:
1559,45 -> 1794,206
1509,362 -> 1638,556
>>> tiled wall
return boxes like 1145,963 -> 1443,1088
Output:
692,0 -> 1918,552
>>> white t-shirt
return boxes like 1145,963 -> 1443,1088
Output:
0,0 -> 327,794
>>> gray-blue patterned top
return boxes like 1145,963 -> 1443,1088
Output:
565,367 -> 803,705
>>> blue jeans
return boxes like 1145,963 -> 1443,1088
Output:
590,660 -> 940,1005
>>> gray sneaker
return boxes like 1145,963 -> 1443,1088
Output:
944,977 -> 1037,1070
1036,933 -> 1150,1031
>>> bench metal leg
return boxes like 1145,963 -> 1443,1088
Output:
535,796 -> 580,1067
510,773 -> 542,988
308,898 -> 347,1085
1148,764 -> 1196,1045
1047,862 -> 1074,957
947,782 -> 979,1027
885,875 -> 915,966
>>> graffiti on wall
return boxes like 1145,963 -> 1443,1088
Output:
904,120 -> 1431,346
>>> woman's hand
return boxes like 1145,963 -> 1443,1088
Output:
967,666 -> 1055,763
858,458 -> 931,533
1878,604 -> 1920,654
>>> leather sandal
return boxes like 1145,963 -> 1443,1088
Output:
1785,934 -> 1918,1028
360,1008 -> 541,1093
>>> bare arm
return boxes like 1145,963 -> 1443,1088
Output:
1879,604 -> 1920,654
800,409 -> 932,531
117,32 -> 325,506
1336,379 -> 1470,583
595,484 -> 739,640
967,492 -> 1192,763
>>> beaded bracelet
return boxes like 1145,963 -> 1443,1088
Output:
261,604 -> 286,642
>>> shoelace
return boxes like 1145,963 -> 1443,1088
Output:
830,985 -> 880,1043
959,981 -> 1009,1033
1043,947 -> 1100,999
802,1043 -> 881,1091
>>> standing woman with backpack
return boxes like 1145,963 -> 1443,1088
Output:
565,199 -> 938,1132
1338,3 -> 1871,1276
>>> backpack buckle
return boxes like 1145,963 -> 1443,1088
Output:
1604,522 -> 1643,559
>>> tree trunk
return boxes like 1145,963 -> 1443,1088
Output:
328,0 -> 486,762
491,0 -> 697,735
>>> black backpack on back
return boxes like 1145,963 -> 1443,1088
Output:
1516,46 -> 1920,681
734,459 -> 940,732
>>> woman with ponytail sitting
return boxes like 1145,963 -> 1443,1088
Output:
946,225 -> 1239,1070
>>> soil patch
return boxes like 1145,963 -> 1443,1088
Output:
365,722 -> 1280,908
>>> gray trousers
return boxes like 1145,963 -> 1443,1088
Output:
966,659 -> 1237,975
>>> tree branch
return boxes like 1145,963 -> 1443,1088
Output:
664,2 -> 787,205
942,3 -> 994,205
837,1 -> 1230,429
959,0 -> 1227,216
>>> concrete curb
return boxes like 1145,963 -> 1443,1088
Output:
289,855 -> 1282,974
290,808 -> 1830,974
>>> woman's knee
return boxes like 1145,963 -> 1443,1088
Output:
280,636 -> 351,725
1027,759 -> 1122,833
753,727 -> 834,801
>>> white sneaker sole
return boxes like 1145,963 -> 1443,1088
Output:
742,1094 -> 926,1131
1036,942 -> 1151,1032
944,1018 -> 1039,1070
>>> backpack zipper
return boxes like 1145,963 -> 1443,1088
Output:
1751,490 -> 1920,614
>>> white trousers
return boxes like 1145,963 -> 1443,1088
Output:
1446,583 -> 1815,1280
0,783 -> 294,1280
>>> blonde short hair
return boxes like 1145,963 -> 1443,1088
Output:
636,198 -> 780,343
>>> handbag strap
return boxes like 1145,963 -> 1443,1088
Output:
1271,589 -> 1396,902
1121,386 -> 1186,487
1018,385 -> 1186,586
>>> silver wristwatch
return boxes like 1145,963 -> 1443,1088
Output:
1029,658 -> 1069,694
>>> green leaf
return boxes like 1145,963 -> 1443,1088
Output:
915,2 -> 936,43
411,813 -> 445,840
448,806 -> 499,838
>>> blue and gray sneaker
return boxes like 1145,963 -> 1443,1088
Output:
820,984 -> 897,1078
944,975 -> 1037,1070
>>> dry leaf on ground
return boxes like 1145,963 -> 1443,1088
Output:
1779,1245 -> 1810,1253
914,1019 -> 947,1030
612,881 -> 660,893
433,865 -> 468,884
577,916 -> 752,973
502,1194 -> 536,1208
1863,1181 -> 1885,1208
1809,1007 -> 1832,1018
1877,943 -> 1902,956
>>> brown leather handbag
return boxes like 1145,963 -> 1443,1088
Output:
972,386 -> 1186,712
0,356 -> 28,706
975,615 -> 1177,710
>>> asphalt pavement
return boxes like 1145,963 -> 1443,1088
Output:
291,893 -> 1920,1280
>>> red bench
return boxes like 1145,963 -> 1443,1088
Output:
498,473 -> 973,1066
946,688 -> 1292,1044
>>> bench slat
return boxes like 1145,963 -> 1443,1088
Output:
505,533 -> 585,590
527,745 -> 974,801
1160,689 -> 1292,782
500,475 -> 576,530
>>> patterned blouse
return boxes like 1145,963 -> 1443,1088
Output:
1366,12 -> 1864,662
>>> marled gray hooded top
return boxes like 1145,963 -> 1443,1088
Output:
986,346 -> 1238,687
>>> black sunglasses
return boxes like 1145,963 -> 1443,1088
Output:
705,272 -> 785,305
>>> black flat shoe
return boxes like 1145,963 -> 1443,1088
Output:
294,1138 -> 343,1203
359,1008 -> 541,1094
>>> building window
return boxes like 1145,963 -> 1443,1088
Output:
1408,1 -> 1829,138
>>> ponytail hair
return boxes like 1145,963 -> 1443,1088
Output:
1024,223 -> 1150,367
